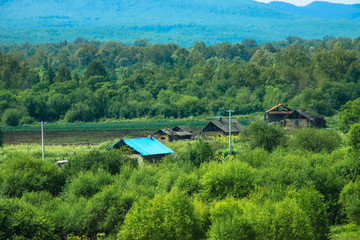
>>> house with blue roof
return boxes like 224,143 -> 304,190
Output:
108,136 -> 174,164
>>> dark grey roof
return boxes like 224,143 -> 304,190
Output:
208,119 -> 243,133
173,125 -> 192,133
153,128 -> 192,137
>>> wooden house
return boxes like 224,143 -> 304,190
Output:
264,104 -> 294,124
153,125 -> 193,142
201,118 -> 244,136
107,136 -> 174,164
265,104 -> 326,128
284,110 -> 326,128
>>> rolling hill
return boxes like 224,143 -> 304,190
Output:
268,1 -> 360,20
0,0 -> 360,46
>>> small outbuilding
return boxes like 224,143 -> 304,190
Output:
153,125 -> 193,142
108,136 -> 174,164
201,118 -> 244,136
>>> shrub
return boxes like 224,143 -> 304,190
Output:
200,161 -> 255,200
287,187 -> 330,239
208,198 -> 255,240
0,198 -> 57,239
118,188 -> 204,240
0,128 -> 3,147
271,198 -> 314,240
289,128 -> 342,153
339,179 -> 360,225
64,149 -> 136,176
245,121 -> 287,152
2,108 -> 23,126
0,154 -> 66,197
64,169 -> 114,199
181,139 -> 215,167
348,123 -> 360,151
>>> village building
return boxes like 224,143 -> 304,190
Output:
107,136 -> 174,164
153,125 -> 193,142
201,118 -> 244,136
264,104 -> 293,123
284,110 -> 327,128
265,104 -> 326,128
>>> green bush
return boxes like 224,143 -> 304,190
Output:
181,139 -> 215,167
0,154 -> 66,197
60,185 -> 135,238
208,198 -> 255,240
339,98 -> 360,133
64,149 -> 136,176
2,108 -> 23,126
289,128 -> 342,153
200,161 -> 255,200
0,128 -> 3,147
64,169 -> 114,198
348,123 -> 360,151
339,179 -> 360,225
271,197 -> 314,240
118,188 -> 204,240
287,187 -> 330,240
245,121 -> 287,152
0,198 -> 57,240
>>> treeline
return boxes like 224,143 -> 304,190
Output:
2,123 -> 360,239
1,36 -> 360,125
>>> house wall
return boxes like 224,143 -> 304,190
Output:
285,119 -> 309,128
202,131 -> 225,137
153,133 -> 170,142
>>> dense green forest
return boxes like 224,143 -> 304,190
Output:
1,36 -> 360,126
1,122 -> 360,239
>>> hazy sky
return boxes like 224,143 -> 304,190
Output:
254,0 -> 360,6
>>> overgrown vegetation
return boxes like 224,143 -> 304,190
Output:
1,125 -> 360,239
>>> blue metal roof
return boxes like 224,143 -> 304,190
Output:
108,137 -> 174,156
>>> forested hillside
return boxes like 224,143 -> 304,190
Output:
1,0 -> 360,45
1,36 -> 360,126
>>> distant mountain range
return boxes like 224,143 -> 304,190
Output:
268,1 -> 360,20
0,0 -> 359,47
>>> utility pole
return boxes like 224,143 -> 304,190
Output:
40,121 -> 46,162
227,110 -> 234,151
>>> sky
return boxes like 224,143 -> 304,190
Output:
254,0 -> 360,6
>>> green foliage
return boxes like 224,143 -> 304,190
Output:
245,121 -> 287,152
200,161 -> 255,200
339,179 -> 360,225
2,108 -> 24,126
339,98 -> 360,133
287,187 -> 330,239
64,169 -> 114,198
208,198 -> 255,240
348,123 -> 360,151
0,154 -> 66,197
118,188 -> 204,240
0,198 -> 57,239
271,197 -> 314,240
289,128 -> 342,153
0,37 -> 359,123
182,139 -> 215,167
64,149 -> 136,176
0,127 -> 3,147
